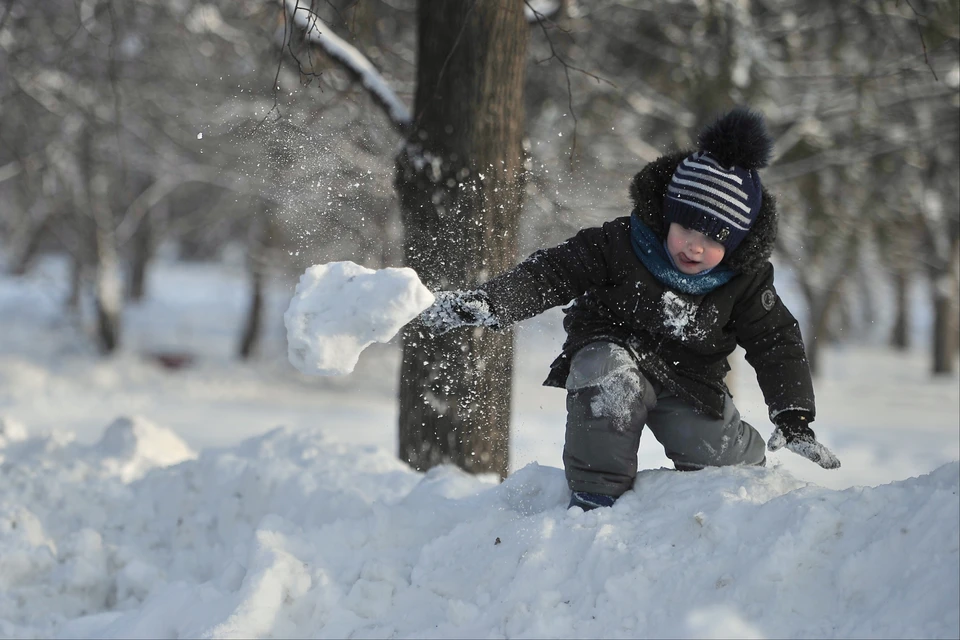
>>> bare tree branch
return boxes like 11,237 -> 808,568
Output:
259,0 -> 291,129
525,0 -> 615,166
898,0 -> 939,80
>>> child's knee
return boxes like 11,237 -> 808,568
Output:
567,342 -> 635,389
565,342 -> 656,418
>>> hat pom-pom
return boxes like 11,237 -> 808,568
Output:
697,107 -> 773,170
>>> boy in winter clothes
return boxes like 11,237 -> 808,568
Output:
419,107 -> 840,511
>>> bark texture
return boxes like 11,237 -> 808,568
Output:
395,0 -> 528,478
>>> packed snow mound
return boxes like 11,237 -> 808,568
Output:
95,415 -> 197,482
284,261 -> 434,376
0,415 -> 194,481
1,423 -> 957,639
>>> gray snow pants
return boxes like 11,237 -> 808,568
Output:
563,341 -> 766,497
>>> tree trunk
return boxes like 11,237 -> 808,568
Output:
239,203 -> 272,360
68,253 -> 82,310
128,209 -> 151,301
80,125 -> 122,354
854,259 -> 876,341
124,174 -> 158,302
805,304 -> 824,377
8,204 -> 50,276
802,272 -> 849,377
239,267 -> 264,359
890,268 -> 910,350
930,239 -> 960,375
395,1 -> 528,479
92,194 -> 122,354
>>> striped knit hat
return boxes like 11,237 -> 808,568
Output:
664,107 -> 773,252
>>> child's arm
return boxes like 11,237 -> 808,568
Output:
420,221 -> 621,334
732,264 -> 840,469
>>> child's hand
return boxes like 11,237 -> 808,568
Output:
768,413 -> 841,469
418,290 -> 500,335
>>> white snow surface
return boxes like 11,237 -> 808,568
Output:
283,261 -> 434,376
0,254 -> 958,638
1,422 -> 956,639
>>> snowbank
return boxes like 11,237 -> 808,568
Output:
1,417 -> 957,639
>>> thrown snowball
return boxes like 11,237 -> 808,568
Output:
284,261 -> 435,376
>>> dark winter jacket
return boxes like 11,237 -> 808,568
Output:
480,153 -> 815,423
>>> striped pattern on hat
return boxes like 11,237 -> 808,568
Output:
663,151 -> 764,251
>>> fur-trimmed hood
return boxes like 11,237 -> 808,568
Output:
628,152 -> 778,275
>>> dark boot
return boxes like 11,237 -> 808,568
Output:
568,491 -> 617,511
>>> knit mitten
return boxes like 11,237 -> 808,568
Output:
768,412 -> 841,469
418,290 -> 500,335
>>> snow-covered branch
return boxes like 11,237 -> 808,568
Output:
524,0 -> 563,22
282,0 -> 411,132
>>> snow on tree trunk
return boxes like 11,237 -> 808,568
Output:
395,1 -> 528,479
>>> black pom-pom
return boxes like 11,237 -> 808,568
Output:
697,107 -> 773,170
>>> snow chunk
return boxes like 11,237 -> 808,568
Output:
284,261 -> 435,376
95,416 -> 196,482
662,291 -> 700,339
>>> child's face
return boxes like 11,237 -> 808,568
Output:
666,223 -> 726,274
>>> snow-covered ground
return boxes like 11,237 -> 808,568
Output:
1,254 -> 958,638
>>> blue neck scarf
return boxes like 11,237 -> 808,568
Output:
630,216 -> 736,295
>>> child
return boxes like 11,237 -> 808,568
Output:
419,107 -> 840,511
